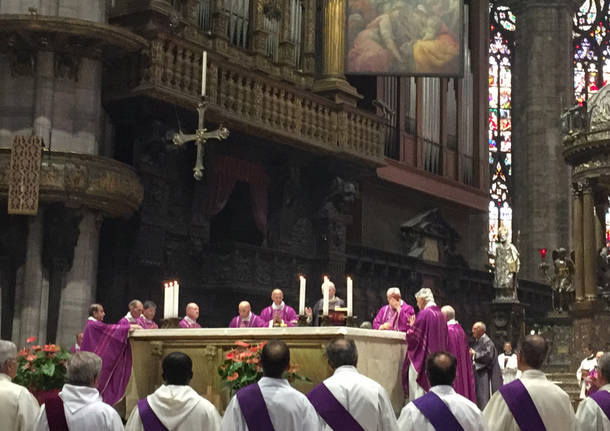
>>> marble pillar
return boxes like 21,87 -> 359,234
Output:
507,0 -> 579,281
56,211 -> 101,348
572,184 -> 584,301
583,182 -> 597,300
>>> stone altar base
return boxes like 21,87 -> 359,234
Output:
127,327 -> 406,417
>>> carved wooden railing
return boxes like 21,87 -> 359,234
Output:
104,36 -> 385,164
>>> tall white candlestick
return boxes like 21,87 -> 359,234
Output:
201,51 -> 207,97
164,282 -> 171,319
299,276 -> 306,315
323,282 -> 329,316
347,276 -> 353,317
173,281 -> 180,318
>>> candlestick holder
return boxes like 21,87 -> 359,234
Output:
345,316 -> 358,328
297,315 -> 309,326
321,315 -> 332,326
160,317 -> 181,329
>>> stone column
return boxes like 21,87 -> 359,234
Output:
312,0 -> 359,104
572,183 -> 584,301
582,182 -> 597,300
507,0 -> 581,281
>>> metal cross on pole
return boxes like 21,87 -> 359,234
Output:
172,95 -> 229,180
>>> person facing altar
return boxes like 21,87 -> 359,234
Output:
373,287 -> 414,332
311,280 -> 345,326
119,300 -> 143,325
229,301 -> 266,328
259,289 -> 298,327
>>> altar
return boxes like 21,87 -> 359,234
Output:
127,327 -> 407,416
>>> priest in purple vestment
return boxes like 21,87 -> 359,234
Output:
259,289 -> 298,327
119,299 -> 143,325
441,305 -> 476,403
80,303 -> 138,406
229,301 -> 266,328
179,303 -> 202,328
137,300 -> 159,329
402,288 -> 448,401
373,287 -> 414,332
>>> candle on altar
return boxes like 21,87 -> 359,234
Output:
201,51 -> 207,96
173,280 -> 179,318
164,281 -> 180,319
322,277 -> 330,316
299,275 -> 306,315
346,276 -> 353,317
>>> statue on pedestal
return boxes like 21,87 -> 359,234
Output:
491,226 -> 520,300
540,248 -> 575,312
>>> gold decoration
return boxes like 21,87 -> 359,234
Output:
8,135 -> 42,215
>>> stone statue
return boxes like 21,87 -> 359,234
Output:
491,226 -> 520,300
540,248 -> 575,312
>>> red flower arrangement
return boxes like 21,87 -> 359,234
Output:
13,337 -> 70,392
218,341 -> 310,394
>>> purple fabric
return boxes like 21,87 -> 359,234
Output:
447,323 -> 476,403
236,383 -> 275,431
498,379 -> 546,431
259,305 -> 298,327
45,395 -> 68,431
138,397 -> 168,431
307,382 -> 365,431
402,305 -> 448,396
137,316 -> 159,329
80,319 -> 132,406
229,313 -> 266,328
412,391 -> 465,431
179,318 -> 201,328
373,303 -> 415,332
69,345 -> 79,354
591,390 -> 610,421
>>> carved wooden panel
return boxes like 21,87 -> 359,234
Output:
8,135 -> 42,215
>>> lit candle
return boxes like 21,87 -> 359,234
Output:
347,276 -> 353,317
322,280 -> 329,316
299,275 -> 306,315
164,282 -> 171,319
172,281 -> 180,318
201,51 -> 207,97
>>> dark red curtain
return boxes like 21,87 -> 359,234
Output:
206,155 -> 270,234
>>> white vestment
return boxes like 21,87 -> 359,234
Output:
482,369 -> 577,431
576,384 -> 610,431
497,353 -> 520,384
0,373 -> 40,431
318,365 -> 398,431
125,384 -> 221,431
397,385 -> 487,431
221,377 -> 321,431
34,384 -> 123,431
578,356 -> 599,399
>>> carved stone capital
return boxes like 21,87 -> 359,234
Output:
571,182 -> 583,198
0,149 -> 143,217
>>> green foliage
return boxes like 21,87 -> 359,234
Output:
13,340 -> 71,391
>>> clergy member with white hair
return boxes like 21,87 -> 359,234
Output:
221,340 -> 320,430
470,321 -> 502,409
180,303 -> 202,328
259,289 -> 299,327
125,352 -> 222,431
398,351 -> 487,431
308,338 -> 398,431
0,340 -> 40,431
312,280 -> 345,326
402,287 -> 448,400
34,351 -> 123,431
483,335 -> 577,431
120,299 -> 144,325
441,305 -> 476,403
373,287 -> 414,332
229,301 -> 266,328
576,352 -> 610,431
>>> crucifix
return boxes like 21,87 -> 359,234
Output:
172,51 -> 229,180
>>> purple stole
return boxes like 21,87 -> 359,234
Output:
307,383 -> 365,431
412,391 -> 464,431
45,396 -> 68,431
591,390 -> 610,421
138,397 -> 168,431
498,379 -> 546,431
236,383 -> 275,431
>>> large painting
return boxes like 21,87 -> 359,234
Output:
346,0 -> 463,76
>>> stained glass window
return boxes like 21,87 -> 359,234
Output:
574,1 -> 610,244
489,2 -> 515,253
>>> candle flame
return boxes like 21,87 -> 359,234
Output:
346,276 -> 352,281
299,275 -> 305,281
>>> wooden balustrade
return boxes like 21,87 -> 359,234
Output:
105,36 -> 385,165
